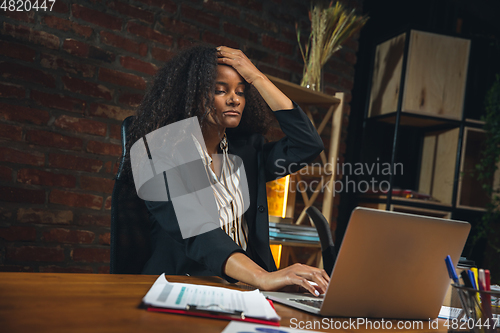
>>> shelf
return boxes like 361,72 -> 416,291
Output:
360,194 -> 453,209
464,118 -> 486,129
464,119 -> 486,126
268,216 -> 293,224
266,74 -> 340,107
270,238 -> 320,248
368,111 -> 460,127
359,202 -> 451,219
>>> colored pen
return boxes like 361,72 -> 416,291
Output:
461,270 -> 474,288
481,269 -> 493,322
484,270 -> 491,291
445,255 -> 469,318
468,269 -> 477,290
445,255 -> 459,284
468,269 -> 481,311
478,269 -> 486,291
471,268 -> 480,287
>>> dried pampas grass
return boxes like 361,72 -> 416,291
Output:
297,1 -> 368,91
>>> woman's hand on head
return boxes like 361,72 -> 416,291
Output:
258,263 -> 330,296
215,46 -> 292,110
216,46 -> 264,85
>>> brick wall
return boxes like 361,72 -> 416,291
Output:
0,0 -> 362,273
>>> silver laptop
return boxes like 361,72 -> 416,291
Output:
263,207 -> 470,319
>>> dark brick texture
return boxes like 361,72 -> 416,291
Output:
0,0 -> 361,273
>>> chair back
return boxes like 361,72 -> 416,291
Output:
306,206 -> 337,276
110,116 -> 152,274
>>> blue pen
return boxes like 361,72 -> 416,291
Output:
445,255 -> 459,284
468,270 -> 477,289
445,255 -> 471,318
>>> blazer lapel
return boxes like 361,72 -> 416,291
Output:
228,135 -> 275,271
227,138 -> 258,228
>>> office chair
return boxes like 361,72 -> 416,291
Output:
305,206 -> 337,276
110,116 -> 152,274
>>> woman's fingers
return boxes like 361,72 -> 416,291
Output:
282,264 -> 330,296
216,46 -> 262,84
301,270 -> 328,294
290,275 -> 320,296
216,46 -> 243,64
217,46 -> 240,56
309,270 -> 329,294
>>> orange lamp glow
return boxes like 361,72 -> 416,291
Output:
269,244 -> 282,269
266,175 -> 290,218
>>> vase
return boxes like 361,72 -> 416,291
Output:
300,59 -> 322,92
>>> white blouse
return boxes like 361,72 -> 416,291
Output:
193,135 -> 248,250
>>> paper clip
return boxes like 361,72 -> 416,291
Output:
185,304 -> 245,319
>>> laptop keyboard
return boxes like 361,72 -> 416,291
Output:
288,298 -> 323,309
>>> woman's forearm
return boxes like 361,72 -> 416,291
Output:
223,252 -> 268,288
251,75 -> 293,112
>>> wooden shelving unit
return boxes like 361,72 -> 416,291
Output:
266,74 -> 344,227
357,29 -> 494,219
264,75 -> 344,269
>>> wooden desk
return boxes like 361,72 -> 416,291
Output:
0,272 -> 449,332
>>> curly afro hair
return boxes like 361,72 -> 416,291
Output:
121,44 -> 273,178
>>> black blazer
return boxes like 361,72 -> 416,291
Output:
142,103 -> 324,281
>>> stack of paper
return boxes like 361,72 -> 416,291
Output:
143,274 -> 280,323
438,306 -> 462,319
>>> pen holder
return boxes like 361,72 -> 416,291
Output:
449,284 -> 500,333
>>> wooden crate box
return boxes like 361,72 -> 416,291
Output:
368,30 -> 470,120
457,127 -> 500,210
418,128 -> 460,205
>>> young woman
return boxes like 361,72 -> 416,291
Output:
125,45 -> 329,296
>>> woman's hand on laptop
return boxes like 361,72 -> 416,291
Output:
224,252 -> 329,296
257,263 -> 329,296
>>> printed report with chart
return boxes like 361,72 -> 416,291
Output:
142,274 -> 280,323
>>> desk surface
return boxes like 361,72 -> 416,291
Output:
0,272 -> 448,333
